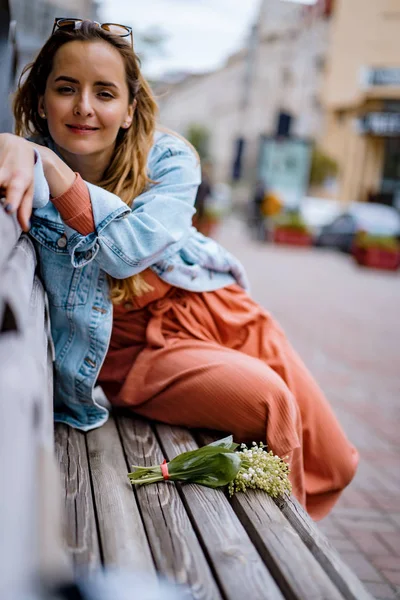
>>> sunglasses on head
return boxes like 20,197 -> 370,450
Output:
52,18 -> 133,47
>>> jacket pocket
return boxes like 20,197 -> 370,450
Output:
30,217 -> 92,308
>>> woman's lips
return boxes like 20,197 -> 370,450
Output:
66,124 -> 100,135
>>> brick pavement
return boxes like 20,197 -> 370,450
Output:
216,216 -> 400,599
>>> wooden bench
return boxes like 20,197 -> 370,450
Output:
55,413 -> 373,600
1,210 -> 373,599
0,209 -> 70,600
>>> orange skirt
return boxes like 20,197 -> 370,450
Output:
98,269 -> 358,520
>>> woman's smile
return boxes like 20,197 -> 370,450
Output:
66,123 -> 100,134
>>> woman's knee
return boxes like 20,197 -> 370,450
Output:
217,361 -> 296,442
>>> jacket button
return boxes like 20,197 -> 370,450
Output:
84,250 -> 92,260
57,235 -> 67,248
166,265 -> 174,272
124,302 -> 133,310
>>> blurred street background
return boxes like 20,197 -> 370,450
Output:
1,0 -> 400,598
216,214 -> 400,600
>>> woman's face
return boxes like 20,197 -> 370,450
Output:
40,40 -> 134,159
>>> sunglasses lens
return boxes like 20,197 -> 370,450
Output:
57,19 -> 83,30
102,23 -> 131,36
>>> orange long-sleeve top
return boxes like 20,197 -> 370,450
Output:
51,173 -> 95,235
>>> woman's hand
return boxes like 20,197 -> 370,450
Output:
0,133 -> 35,232
31,142 -> 76,198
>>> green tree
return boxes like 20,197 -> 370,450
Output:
186,123 -> 211,161
309,147 -> 338,186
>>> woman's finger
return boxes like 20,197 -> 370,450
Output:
17,180 -> 34,232
3,174 -> 30,213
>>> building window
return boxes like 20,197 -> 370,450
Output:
312,95 -> 321,110
336,110 -> 345,124
315,55 -> 326,72
303,0 -> 335,19
282,67 -> 293,86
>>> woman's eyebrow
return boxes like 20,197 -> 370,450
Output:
54,75 -> 118,88
94,81 -> 118,89
54,75 -> 79,83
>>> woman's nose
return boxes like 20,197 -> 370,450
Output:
73,94 -> 94,117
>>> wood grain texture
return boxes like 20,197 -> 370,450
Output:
274,495 -> 374,600
86,416 -> 156,574
196,432 -> 347,600
117,413 -> 222,600
1,234 -> 37,333
54,424 -> 101,574
0,208 -> 19,272
0,235 -> 66,598
231,491 -> 345,600
156,423 -> 284,600
0,334 -> 42,600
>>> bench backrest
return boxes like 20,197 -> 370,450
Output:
0,209 -> 69,599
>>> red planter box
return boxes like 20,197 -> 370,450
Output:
273,228 -> 313,247
353,246 -> 400,271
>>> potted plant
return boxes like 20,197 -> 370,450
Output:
352,232 -> 400,271
272,211 -> 313,247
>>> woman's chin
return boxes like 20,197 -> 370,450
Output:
56,138 -> 104,156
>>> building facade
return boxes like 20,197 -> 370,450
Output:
158,0 -> 333,188
158,0 -> 400,208
321,0 -> 400,207
10,0 -> 99,75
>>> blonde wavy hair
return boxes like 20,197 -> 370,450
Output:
13,21 -> 159,302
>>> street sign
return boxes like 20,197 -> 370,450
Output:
361,67 -> 400,88
257,136 -> 312,208
358,112 -> 400,136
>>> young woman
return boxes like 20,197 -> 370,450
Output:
0,19 -> 358,520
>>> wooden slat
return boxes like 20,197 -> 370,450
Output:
230,491 -> 345,600
0,333 -> 42,600
117,414 -> 223,600
274,495 -> 374,600
86,416 -> 156,574
54,424 -> 101,574
156,423 -> 284,600
30,275 -> 54,448
1,234 -> 37,333
0,234 -> 68,600
0,208 -> 19,272
196,433 -> 346,600
29,274 -> 71,582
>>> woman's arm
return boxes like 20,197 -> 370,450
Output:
40,139 -> 202,278
0,134 -> 75,231
30,143 -> 76,198
0,133 -> 35,232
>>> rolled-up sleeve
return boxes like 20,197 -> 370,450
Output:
32,149 -> 50,209
64,143 -> 201,277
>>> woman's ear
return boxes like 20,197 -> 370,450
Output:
38,97 -> 47,119
122,99 -> 137,129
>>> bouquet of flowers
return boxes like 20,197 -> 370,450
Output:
128,436 -> 291,498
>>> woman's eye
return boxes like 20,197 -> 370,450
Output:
98,91 -> 114,99
57,86 -> 74,94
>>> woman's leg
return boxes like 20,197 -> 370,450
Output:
191,286 -> 358,520
263,330 -> 359,520
218,297 -> 358,520
116,339 -> 306,507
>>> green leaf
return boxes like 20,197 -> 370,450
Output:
206,435 -> 239,452
191,453 -> 241,488
127,439 -> 241,488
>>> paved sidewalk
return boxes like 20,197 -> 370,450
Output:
216,217 -> 400,599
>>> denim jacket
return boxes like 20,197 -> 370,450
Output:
29,130 -> 249,430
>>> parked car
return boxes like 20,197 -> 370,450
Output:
300,197 -> 341,237
315,202 -> 400,253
